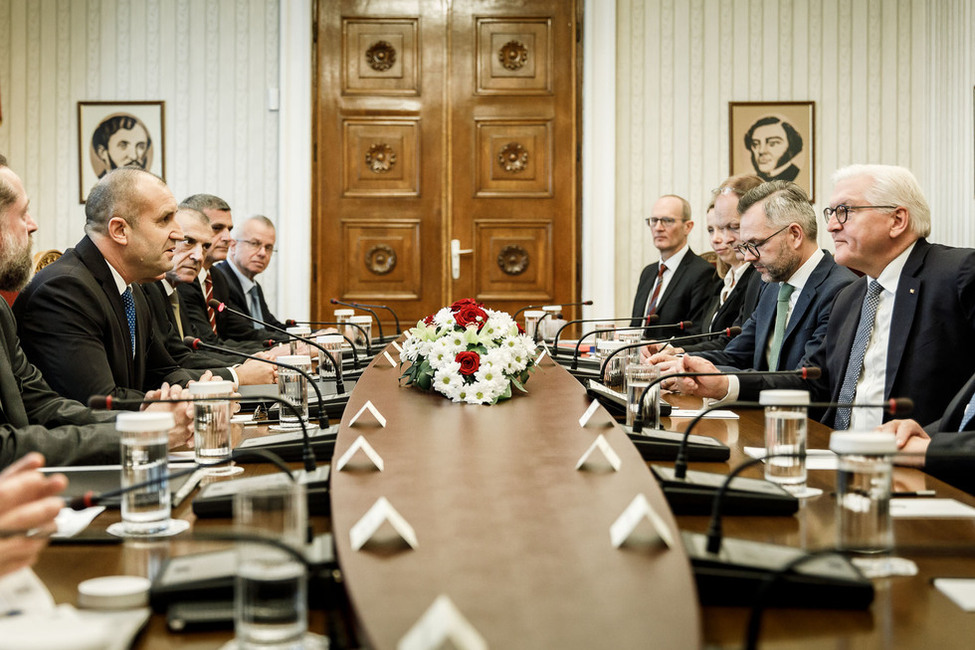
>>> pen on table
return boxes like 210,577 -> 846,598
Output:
892,490 -> 937,498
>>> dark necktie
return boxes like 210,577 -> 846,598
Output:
248,285 -> 263,329
645,263 -> 667,323
121,286 -> 136,358
204,275 -> 218,335
835,280 -> 884,429
169,290 -> 184,339
768,283 -> 795,371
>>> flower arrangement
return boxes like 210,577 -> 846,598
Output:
399,298 -> 538,405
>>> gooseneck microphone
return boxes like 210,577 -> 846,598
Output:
283,319 -> 364,365
551,316 -> 645,357
571,321 -> 696,370
89,393 -> 318,473
512,300 -> 593,319
632,366 -> 821,434
208,300 -> 345,395
330,298 -> 384,342
284,319 -> 372,355
595,326 -> 734,377
334,301 -> 400,335
183,337 -> 330,430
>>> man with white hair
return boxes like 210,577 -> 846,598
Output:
679,164 -> 975,429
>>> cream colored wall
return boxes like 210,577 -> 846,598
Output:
612,0 -> 975,315
0,0 -> 289,310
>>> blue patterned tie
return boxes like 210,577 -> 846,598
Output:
834,280 -> 883,430
121,286 -> 137,357
959,391 -> 975,430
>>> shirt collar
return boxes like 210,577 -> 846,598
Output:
661,244 -> 690,269
226,257 -> 256,294
784,248 -> 825,292
161,279 -> 176,296
725,262 -> 749,288
871,241 -> 917,294
104,259 -> 128,295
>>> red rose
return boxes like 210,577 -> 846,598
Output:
454,304 -> 488,329
450,298 -> 479,311
455,350 -> 480,375
423,314 -> 435,325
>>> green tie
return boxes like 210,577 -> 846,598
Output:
768,282 -> 795,370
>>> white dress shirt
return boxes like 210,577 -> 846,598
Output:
644,244 -> 690,315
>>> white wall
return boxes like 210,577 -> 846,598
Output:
0,0 -> 294,313
611,0 -> 975,314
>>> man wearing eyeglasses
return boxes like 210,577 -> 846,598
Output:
806,164 -> 975,430
629,195 -> 719,336
212,215 -> 288,337
655,181 -> 855,404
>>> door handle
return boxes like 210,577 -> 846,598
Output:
450,239 -> 473,280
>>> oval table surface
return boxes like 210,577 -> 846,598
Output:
330,351 -> 702,649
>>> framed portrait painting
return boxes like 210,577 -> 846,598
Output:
78,101 -> 165,202
729,101 -> 815,200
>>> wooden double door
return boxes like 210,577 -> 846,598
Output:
312,0 -> 580,330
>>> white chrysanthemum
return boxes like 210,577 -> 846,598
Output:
399,336 -> 421,362
462,381 -> 497,405
429,338 -> 463,370
433,367 -> 463,399
432,307 -> 455,328
482,346 -> 513,371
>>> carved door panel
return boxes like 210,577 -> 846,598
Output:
313,0 -> 578,330
448,2 -> 577,318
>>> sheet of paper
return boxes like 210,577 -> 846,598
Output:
53,506 -> 105,538
934,579 -> 975,611
382,350 -> 397,367
336,436 -> 384,472
349,400 -> 387,427
578,400 -> 601,427
397,595 -> 488,650
391,341 -> 402,353
350,496 -> 417,551
575,435 -> 621,471
668,408 -> 740,419
890,498 -> 975,519
609,494 -> 673,549
744,446 -> 838,470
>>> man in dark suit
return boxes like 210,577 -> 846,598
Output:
212,215 -> 289,341
808,164 -> 975,430
659,181 -> 856,402
630,194 -> 718,336
141,207 -> 278,383
14,168 -> 205,404
880,371 -> 975,494
0,155 -> 191,467
178,195 -> 288,343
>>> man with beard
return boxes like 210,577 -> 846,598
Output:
745,116 -> 803,182
91,114 -> 150,178
0,155 -> 192,467
651,181 -> 856,404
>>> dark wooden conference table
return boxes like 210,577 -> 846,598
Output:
32,349 -> 975,648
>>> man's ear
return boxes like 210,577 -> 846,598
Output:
889,207 -> 910,239
106,216 -> 129,245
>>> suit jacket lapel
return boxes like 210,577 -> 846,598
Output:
656,249 -> 692,311
77,237 -> 135,383
782,253 -> 831,344
885,242 -> 928,400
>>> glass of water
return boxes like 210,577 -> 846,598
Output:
523,310 -> 545,341
234,483 -> 309,648
315,334 -> 344,382
625,363 -> 660,430
277,355 -> 311,428
285,326 -> 311,357
760,389 -> 820,498
348,315 -> 372,348
190,379 -> 242,476
112,412 -> 187,537
830,431 -> 915,578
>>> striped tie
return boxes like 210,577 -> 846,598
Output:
204,275 -> 218,335
834,280 -> 884,430
645,263 -> 667,322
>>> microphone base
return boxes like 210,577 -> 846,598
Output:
624,426 -> 730,462
682,531 -> 874,609
585,379 -> 672,418
192,466 -> 331,518
650,466 -> 799,516
235,425 -> 338,462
